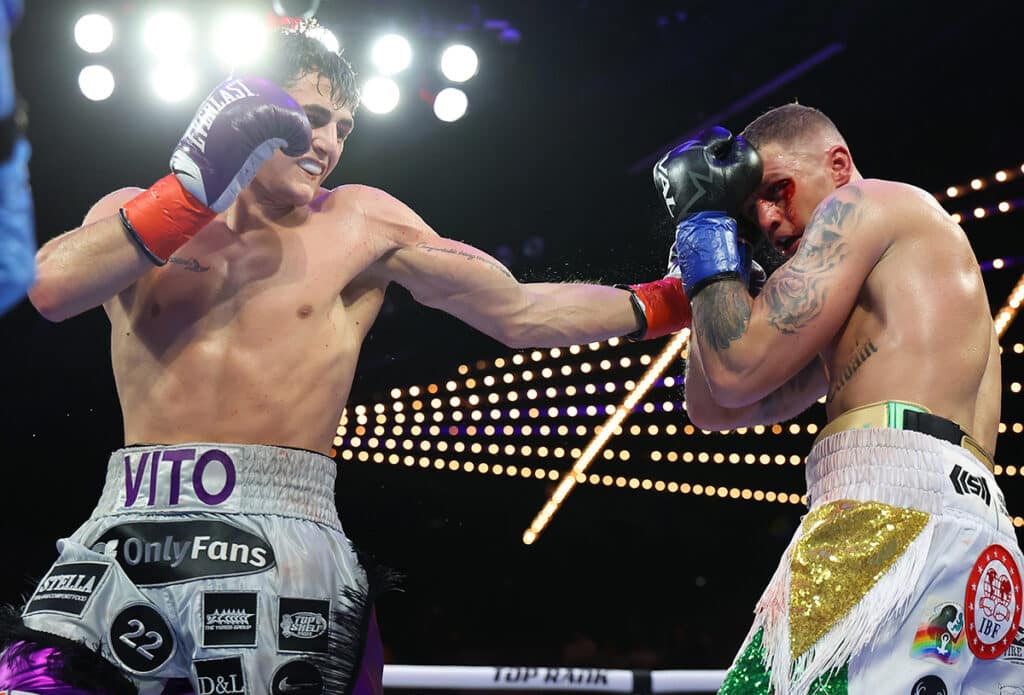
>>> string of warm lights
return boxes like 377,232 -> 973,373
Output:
344,443 -> 1024,526
523,330 -> 691,545
934,164 -> 1024,203
949,198 -> 1021,224
994,272 -> 1024,339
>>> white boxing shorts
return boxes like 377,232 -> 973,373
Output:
0,443 -> 387,695
719,428 -> 1024,695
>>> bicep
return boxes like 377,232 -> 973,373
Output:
381,234 -> 518,309
84,187 -> 144,226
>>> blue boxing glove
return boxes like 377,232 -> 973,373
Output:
673,211 -> 743,297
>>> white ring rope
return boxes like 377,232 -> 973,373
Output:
382,665 -> 727,692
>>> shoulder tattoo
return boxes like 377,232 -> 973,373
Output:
760,189 -> 861,334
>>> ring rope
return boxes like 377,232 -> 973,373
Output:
382,664 -> 727,692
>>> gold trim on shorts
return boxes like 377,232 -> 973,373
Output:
814,400 -> 993,470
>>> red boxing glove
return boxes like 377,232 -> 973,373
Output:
622,276 -> 692,340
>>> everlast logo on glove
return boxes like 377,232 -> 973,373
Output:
950,463 -> 992,506
182,80 -> 259,154
92,520 -> 275,586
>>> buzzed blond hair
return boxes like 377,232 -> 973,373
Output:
741,103 -> 845,150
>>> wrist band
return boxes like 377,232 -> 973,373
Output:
616,285 -> 648,341
119,208 -> 167,267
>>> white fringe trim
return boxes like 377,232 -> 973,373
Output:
751,517 -> 936,695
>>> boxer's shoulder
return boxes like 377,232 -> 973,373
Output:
83,186 -> 145,225
318,183 -> 435,248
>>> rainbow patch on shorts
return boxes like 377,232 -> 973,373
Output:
910,601 -> 966,665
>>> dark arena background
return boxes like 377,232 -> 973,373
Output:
2,0 -> 1022,692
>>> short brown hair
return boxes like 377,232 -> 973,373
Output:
245,20 -> 360,111
740,103 -> 842,149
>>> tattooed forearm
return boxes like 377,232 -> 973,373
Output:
757,358 -> 823,422
416,242 -> 514,279
168,256 -> 209,272
761,193 -> 859,333
827,339 -> 879,402
693,281 -> 752,351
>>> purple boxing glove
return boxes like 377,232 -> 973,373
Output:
121,76 -> 312,264
170,76 -> 311,212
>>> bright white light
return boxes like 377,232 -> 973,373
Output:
440,44 -> 478,82
212,11 -> 267,68
433,87 -> 468,122
74,14 -> 114,54
307,25 -> 340,53
362,77 -> 400,114
371,34 -> 412,75
143,11 -> 192,57
151,62 -> 196,103
78,65 -> 115,101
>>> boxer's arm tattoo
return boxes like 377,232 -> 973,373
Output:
757,358 -> 824,422
693,281 -> 751,351
827,339 -> 879,403
168,256 -> 209,272
760,192 -> 859,334
415,241 -> 515,279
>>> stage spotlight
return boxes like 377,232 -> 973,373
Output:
143,11 -> 192,57
440,44 -> 478,82
212,10 -> 267,68
272,0 -> 321,18
371,34 -> 412,75
433,88 -> 468,122
78,65 -> 115,101
306,24 -> 340,53
151,62 -> 196,103
362,76 -> 400,114
74,14 -> 114,54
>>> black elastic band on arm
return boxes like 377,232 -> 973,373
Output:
687,270 -> 743,299
615,284 -> 647,341
118,208 -> 167,267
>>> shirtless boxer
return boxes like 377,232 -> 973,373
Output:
0,24 -> 691,695
665,104 -> 1021,693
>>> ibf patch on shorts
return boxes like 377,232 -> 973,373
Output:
203,592 -> 258,648
965,544 -> 1023,659
23,561 -> 110,617
277,598 -> 330,653
910,601 -> 965,664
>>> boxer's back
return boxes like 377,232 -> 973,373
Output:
822,180 -> 1000,454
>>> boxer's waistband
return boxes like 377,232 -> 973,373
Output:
91,443 -> 342,531
813,400 -> 993,470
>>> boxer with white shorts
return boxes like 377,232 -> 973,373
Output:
668,103 -> 1021,693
